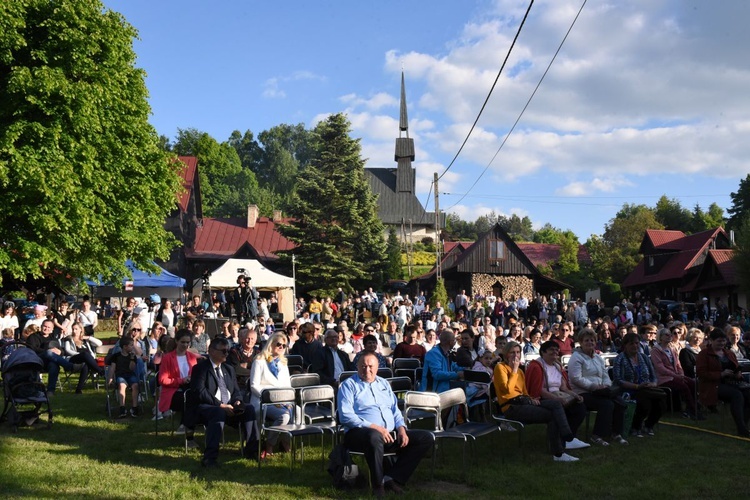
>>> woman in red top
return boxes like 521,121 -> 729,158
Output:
696,328 -> 750,437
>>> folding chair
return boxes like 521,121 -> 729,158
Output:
338,371 -> 357,384
403,390 -> 463,479
393,358 -> 420,388
258,387 -> 326,470
386,376 -> 412,412
286,355 -> 305,375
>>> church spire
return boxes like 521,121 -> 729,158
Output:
399,71 -> 409,137
395,71 -> 415,193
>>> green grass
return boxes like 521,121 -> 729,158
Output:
1,385 -> 749,499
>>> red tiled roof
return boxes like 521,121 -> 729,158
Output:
645,229 -> 685,249
709,249 -> 738,285
517,243 -> 591,267
624,228 -> 726,287
443,241 -> 473,254
176,156 -> 198,213
188,217 -> 295,260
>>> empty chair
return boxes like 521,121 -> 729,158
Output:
258,387 -> 326,470
377,367 -> 393,379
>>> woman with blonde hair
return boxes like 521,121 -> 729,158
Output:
250,332 -> 292,458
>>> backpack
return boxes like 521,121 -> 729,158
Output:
327,444 -> 360,489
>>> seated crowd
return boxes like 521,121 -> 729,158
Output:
3,288 -> 750,492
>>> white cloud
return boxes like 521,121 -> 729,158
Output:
340,92 -> 398,111
262,70 -> 326,99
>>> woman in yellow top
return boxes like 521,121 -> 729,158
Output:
493,341 -> 585,462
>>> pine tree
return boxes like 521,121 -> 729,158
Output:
278,114 -> 385,294
386,227 -> 402,280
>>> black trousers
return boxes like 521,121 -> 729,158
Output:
344,427 -> 432,486
188,404 -> 257,461
581,392 -> 626,438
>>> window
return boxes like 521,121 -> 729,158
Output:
489,239 -> 505,261
648,256 -> 654,267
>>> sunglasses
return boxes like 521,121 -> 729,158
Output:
275,342 -> 287,348
131,328 -> 142,332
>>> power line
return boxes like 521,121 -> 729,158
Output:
446,0 -> 588,211
436,0 -> 535,182
442,192 -> 728,200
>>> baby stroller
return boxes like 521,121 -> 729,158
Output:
1,342 -> 53,432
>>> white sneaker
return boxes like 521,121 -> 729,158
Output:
566,437 -> 591,450
553,453 -> 579,462
174,424 -> 186,435
162,409 -> 173,418
152,412 -> 163,421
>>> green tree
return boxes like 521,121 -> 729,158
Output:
733,217 -> 750,295
728,174 -> 750,231
173,128 -> 271,218
278,113 -> 386,293
431,278 -> 449,313
589,204 -> 663,284
654,195 -> 692,230
0,0 -> 181,286
385,227 -> 402,280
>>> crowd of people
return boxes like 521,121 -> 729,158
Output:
2,283 -> 750,493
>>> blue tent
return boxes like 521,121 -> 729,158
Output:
85,260 -> 186,299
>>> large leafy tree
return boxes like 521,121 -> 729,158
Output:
728,174 -> 750,232
654,195 -> 692,230
278,113 -> 386,293
588,204 -> 663,284
0,0 -> 181,286
173,128 -> 273,218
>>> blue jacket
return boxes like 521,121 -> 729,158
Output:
421,345 -> 461,393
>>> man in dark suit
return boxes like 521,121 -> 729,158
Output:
185,337 -> 258,467
311,329 -> 352,387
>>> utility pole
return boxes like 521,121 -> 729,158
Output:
434,172 -> 441,280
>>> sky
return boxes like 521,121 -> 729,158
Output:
103,0 -> 750,241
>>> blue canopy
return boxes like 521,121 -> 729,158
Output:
85,260 -> 186,298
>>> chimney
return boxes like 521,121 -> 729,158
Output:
247,205 -> 259,228
273,210 -> 282,222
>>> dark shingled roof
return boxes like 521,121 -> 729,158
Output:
365,168 -> 443,227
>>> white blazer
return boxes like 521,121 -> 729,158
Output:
249,356 -> 291,416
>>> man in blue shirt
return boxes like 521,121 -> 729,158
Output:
338,352 -> 432,496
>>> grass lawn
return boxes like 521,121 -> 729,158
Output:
2,377 -> 750,499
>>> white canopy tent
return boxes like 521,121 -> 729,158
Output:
193,258 -> 295,322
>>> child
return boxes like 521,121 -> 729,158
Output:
105,336 -> 140,419
1,327 -> 17,361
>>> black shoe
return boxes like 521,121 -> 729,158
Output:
117,408 -> 128,419
201,458 -> 219,468
129,407 -> 139,418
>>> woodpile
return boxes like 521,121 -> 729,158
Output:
470,273 -> 534,300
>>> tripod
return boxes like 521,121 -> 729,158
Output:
200,273 -> 221,339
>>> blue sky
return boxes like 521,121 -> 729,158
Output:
104,0 -> 750,241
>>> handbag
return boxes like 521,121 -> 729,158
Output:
551,391 -> 576,407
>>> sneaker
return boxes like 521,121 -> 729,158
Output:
566,437 -> 591,450
631,429 -> 644,438
129,407 -> 139,418
117,408 -> 128,419
500,422 -> 518,432
175,424 -> 186,435
162,409 -> 173,418
152,412 -> 164,421
643,426 -> 655,436
612,434 -> 629,445
590,435 -> 610,447
553,453 -> 579,462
